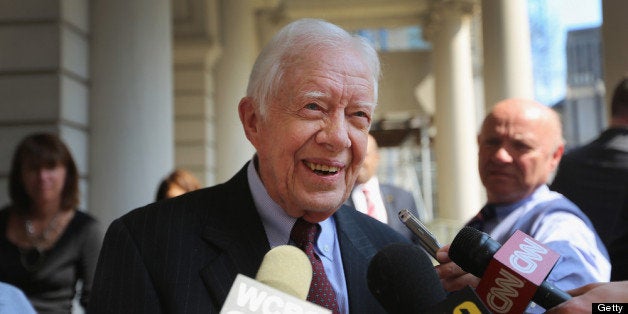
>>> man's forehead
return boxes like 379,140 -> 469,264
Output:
483,115 -> 542,140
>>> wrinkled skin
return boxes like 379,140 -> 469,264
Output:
239,48 -> 377,223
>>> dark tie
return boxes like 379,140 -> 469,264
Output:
290,218 -> 340,313
466,204 -> 496,232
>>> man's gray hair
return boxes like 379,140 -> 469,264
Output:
246,18 -> 381,117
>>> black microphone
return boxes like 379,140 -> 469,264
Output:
449,227 -> 571,311
367,243 -> 447,313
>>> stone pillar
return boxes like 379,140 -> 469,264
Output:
173,41 -> 221,186
89,0 -> 173,226
172,0 -> 221,186
481,0 -> 534,109
214,0 -> 257,183
425,0 -> 482,225
0,1 -> 90,208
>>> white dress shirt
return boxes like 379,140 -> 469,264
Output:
351,177 -> 388,223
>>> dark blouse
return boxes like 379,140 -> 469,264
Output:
0,208 -> 102,314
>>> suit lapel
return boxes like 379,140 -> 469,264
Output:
380,184 -> 398,222
198,165 -> 270,307
334,206 -> 380,313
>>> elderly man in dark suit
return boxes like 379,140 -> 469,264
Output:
346,134 -> 422,243
88,19 -> 440,314
551,77 -> 628,280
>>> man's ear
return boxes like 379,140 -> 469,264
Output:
549,144 -> 565,170
239,97 -> 260,146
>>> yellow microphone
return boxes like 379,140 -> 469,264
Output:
255,245 -> 312,300
221,245 -> 330,313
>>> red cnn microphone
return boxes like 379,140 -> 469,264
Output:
449,227 -> 571,313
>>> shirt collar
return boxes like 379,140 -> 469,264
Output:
246,157 -> 337,261
362,176 -> 380,191
351,176 -> 379,200
492,185 -> 553,221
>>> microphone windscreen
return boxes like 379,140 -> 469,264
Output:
367,243 -> 447,313
449,226 -> 501,278
255,245 -> 312,300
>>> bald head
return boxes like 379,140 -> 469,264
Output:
478,98 -> 565,204
483,98 -> 564,149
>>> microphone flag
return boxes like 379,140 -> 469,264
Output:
221,274 -> 331,314
475,230 -> 559,314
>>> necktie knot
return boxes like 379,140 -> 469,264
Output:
467,204 -> 497,232
291,218 -> 319,248
480,204 -> 496,221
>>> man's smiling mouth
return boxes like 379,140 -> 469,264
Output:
305,161 -> 339,175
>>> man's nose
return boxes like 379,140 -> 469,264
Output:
493,146 -> 513,163
317,115 -> 351,151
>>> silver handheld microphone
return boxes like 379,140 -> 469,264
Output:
398,209 -> 441,259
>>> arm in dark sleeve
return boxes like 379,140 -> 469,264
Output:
78,218 -> 103,309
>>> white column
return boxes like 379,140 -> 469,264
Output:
214,0 -> 257,183
481,0 -> 534,109
426,1 -> 482,225
89,0 -> 173,227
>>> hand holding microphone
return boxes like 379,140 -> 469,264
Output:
399,210 -> 571,313
367,242 -> 491,314
449,227 -> 571,312
398,209 -> 482,291
545,281 -> 628,314
435,244 -> 483,292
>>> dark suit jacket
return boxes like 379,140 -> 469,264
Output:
88,164 -> 409,313
345,183 -> 420,244
550,128 -> 628,280
551,128 -> 628,245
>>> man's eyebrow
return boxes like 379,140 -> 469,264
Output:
303,91 -> 328,99
355,100 -> 377,108
303,91 -> 376,108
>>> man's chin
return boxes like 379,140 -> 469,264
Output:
302,210 -> 337,223
485,176 -> 518,188
487,189 -> 522,203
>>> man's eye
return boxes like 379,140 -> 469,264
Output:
514,142 -> 532,151
484,139 -> 500,146
353,111 -> 368,118
305,103 -> 321,110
